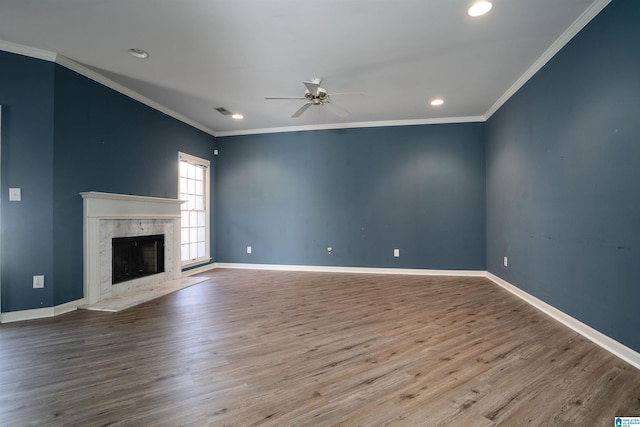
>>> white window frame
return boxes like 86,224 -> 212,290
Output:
0,106 -> 2,319
178,151 -> 211,268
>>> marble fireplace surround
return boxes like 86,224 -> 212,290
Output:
81,192 -> 184,305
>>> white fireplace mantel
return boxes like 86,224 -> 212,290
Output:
81,192 -> 184,305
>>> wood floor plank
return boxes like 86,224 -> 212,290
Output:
1,269 -> 639,426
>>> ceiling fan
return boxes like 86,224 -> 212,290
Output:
265,78 -> 351,118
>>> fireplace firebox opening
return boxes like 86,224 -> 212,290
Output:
112,234 -> 165,284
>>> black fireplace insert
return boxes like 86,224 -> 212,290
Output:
112,234 -> 165,284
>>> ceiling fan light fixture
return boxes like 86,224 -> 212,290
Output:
430,98 -> 444,106
468,1 -> 492,17
128,48 -> 149,59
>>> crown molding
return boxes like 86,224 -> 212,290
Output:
1,39 -> 482,138
0,40 -> 486,137
2,0 -> 612,140
0,39 -> 57,61
0,40 -> 217,136
54,55 -> 217,136
484,0 -> 612,119
213,116 -> 486,137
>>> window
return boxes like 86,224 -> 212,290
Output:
179,152 -> 210,266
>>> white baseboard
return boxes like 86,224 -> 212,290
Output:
486,272 -> 640,371
213,262 -> 486,277
182,263 -> 217,276
2,266 -> 637,372
1,298 -> 86,324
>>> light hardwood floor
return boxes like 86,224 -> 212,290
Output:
1,269 -> 639,426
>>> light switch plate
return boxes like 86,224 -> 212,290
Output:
33,275 -> 45,288
9,188 -> 21,201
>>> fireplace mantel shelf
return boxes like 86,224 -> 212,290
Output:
82,192 -> 184,220
81,192 -> 185,205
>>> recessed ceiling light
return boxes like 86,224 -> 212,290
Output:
128,48 -> 149,59
231,113 -> 244,120
430,99 -> 444,106
468,1 -> 492,17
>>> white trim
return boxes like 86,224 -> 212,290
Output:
0,42 -> 217,136
1,262 -> 638,371
484,0 -> 612,119
213,263 -> 640,370
213,262 -> 486,277
0,39 -> 57,61
182,263 -> 216,276
54,299 -> 86,316
179,151 -> 211,169
1,0 -> 611,139
55,56 -> 217,136
182,257 -> 212,269
90,214 -> 180,220
81,192 -> 184,305
486,272 -> 640,371
178,152 -> 212,267
1,298 -> 85,323
0,105 -> 2,321
80,191 -> 185,205
0,41 -> 484,137
214,116 -> 486,137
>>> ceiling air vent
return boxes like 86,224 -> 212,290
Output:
214,107 -> 233,116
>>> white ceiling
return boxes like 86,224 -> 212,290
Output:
0,0 -> 610,136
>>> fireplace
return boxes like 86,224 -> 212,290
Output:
82,192 -> 184,304
112,234 -> 165,284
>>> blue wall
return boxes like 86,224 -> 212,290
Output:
2,0 -> 637,357
51,66 -> 215,306
0,52 -> 215,312
486,0 -> 640,351
0,51 -> 56,311
216,124 -> 486,269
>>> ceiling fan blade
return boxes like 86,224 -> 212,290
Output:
303,80 -> 320,96
329,92 -> 365,99
291,102 -> 312,118
324,101 -> 349,118
265,96 -> 307,100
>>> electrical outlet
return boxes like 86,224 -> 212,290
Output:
394,248 -> 400,257
327,247 -> 332,254
9,188 -> 21,201
247,246 -> 252,254
33,275 -> 45,288
504,256 -> 508,267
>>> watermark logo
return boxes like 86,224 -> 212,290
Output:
616,417 -> 640,426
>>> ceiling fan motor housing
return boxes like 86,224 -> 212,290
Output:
305,87 -> 329,104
